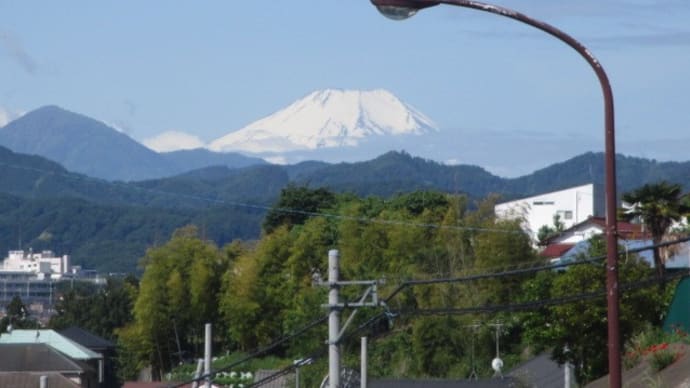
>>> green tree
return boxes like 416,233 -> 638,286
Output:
49,276 -> 137,340
520,235 -> 665,384
622,181 -> 690,286
118,225 -> 228,379
1,296 -> 38,332
537,214 -> 565,244
262,185 -> 336,233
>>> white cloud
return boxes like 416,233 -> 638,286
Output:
263,155 -> 289,165
142,131 -> 205,152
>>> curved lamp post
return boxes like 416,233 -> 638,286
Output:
370,0 -> 621,386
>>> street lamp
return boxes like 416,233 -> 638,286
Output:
369,1 -> 621,387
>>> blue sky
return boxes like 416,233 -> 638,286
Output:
1,1 -> 689,177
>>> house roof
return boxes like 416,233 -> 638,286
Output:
543,216 -> 649,245
254,369 -> 291,388
540,243 -> 575,259
0,343 -> 84,373
508,353 -> 567,387
0,329 -> 102,360
587,217 -> 647,240
59,326 -> 115,350
0,372 -> 80,388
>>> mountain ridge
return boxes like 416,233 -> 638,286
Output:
3,144 -> 690,273
0,106 -> 266,181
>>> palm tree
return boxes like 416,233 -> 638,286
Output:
621,181 -> 690,287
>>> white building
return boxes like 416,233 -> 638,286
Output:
494,183 -> 604,243
1,250 -> 71,279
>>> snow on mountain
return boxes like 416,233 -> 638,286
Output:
208,89 -> 437,153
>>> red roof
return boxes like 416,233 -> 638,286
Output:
587,217 -> 649,240
540,243 -> 575,259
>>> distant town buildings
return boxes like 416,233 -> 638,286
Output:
1,250 -> 71,279
0,250 -> 103,318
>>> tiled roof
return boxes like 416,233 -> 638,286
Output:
0,343 -> 84,373
588,217 -> 648,239
59,326 -> 115,350
509,353 -> 567,387
0,329 -> 102,360
540,243 -> 575,259
254,369 -> 292,388
0,372 -> 80,388
544,216 -> 650,245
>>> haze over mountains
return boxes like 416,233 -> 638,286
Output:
0,106 -> 264,181
2,95 -> 690,273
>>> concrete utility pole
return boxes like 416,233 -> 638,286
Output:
322,250 -> 383,388
328,250 -> 340,388
361,337 -> 368,388
204,323 -> 212,388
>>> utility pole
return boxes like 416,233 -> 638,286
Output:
321,250 -> 383,388
204,323 -> 212,388
327,250 -> 340,388
361,337 -> 367,388
466,322 -> 480,380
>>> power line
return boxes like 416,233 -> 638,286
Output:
0,160 -> 522,234
384,235 -> 690,301
244,269 -> 690,387
396,269 -> 689,317
166,315 -> 328,388
183,238 -> 690,387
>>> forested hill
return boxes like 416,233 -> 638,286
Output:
289,151 -> 506,198
291,151 -> 690,200
504,152 -> 690,197
2,146 -> 690,273
0,192 -> 264,273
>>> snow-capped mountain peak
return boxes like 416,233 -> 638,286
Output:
208,89 -> 437,153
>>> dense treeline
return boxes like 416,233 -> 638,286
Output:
4,144 -> 690,276
0,193 -> 263,272
100,187 -> 667,385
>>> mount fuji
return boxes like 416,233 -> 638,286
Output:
208,89 -> 437,156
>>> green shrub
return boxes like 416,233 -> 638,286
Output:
648,346 -> 676,372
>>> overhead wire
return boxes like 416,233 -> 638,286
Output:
0,160 -> 522,234
166,315 -> 328,388
7,159 -> 687,384
170,235 -> 690,387
384,235 -> 690,301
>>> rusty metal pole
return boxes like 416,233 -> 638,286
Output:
370,1 -> 620,386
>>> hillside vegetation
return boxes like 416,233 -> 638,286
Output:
2,145 -> 690,273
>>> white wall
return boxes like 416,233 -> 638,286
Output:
495,183 -> 599,242
1,250 -> 71,278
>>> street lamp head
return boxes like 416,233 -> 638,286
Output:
370,0 -> 440,20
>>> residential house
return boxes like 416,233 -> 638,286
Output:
540,216 -> 690,269
59,326 -> 118,388
0,343 -> 95,387
0,329 -> 104,386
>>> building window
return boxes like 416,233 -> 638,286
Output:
564,211 -> 573,220
533,201 -> 555,206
